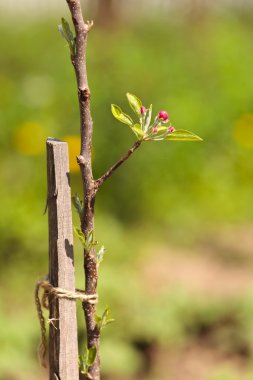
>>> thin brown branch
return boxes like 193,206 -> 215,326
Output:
65,3 -> 141,379
95,140 -> 142,190
65,1 -> 100,379
66,0 -> 93,195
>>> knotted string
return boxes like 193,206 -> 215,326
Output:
35,276 -> 98,367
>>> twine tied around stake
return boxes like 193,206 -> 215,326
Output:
35,276 -> 98,367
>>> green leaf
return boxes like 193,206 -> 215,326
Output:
82,230 -> 98,251
97,245 -> 106,266
79,346 -> 97,376
72,194 -> 83,219
102,307 -> 115,329
96,306 -> 115,331
73,227 -> 85,246
86,346 -> 97,368
95,314 -> 102,325
132,124 -> 144,138
144,104 -> 152,131
148,126 -> 169,141
164,129 -> 203,141
86,231 -> 94,246
79,354 -> 87,375
111,104 -> 133,126
58,18 -> 75,55
157,126 -> 168,133
126,93 -> 142,116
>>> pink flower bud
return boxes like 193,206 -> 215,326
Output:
168,126 -> 175,133
140,106 -> 146,115
152,126 -> 158,134
158,111 -> 169,121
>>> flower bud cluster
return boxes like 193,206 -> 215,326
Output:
111,93 -> 202,142
139,105 -> 176,141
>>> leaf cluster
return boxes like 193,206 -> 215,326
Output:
79,346 -> 97,377
95,306 -> 115,331
72,199 -> 107,266
73,228 -> 97,251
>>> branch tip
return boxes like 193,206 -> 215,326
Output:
86,20 -> 94,32
77,155 -> 86,165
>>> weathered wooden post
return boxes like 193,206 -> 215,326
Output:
46,138 -> 79,380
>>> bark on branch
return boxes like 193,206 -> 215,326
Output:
65,1 -> 99,379
65,2 -> 142,379
95,140 -> 142,190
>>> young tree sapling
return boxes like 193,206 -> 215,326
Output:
59,1 -> 202,378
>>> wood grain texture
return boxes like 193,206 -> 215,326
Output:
47,138 -> 79,380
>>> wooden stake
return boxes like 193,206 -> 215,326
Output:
46,138 -> 79,380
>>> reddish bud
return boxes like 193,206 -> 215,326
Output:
152,126 -> 158,134
140,106 -> 146,115
168,126 -> 175,133
158,110 -> 169,121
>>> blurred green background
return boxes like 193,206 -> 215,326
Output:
1,1 -> 253,379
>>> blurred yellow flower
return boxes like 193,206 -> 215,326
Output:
13,121 -> 47,155
62,135 -> 81,172
234,113 -> 253,149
